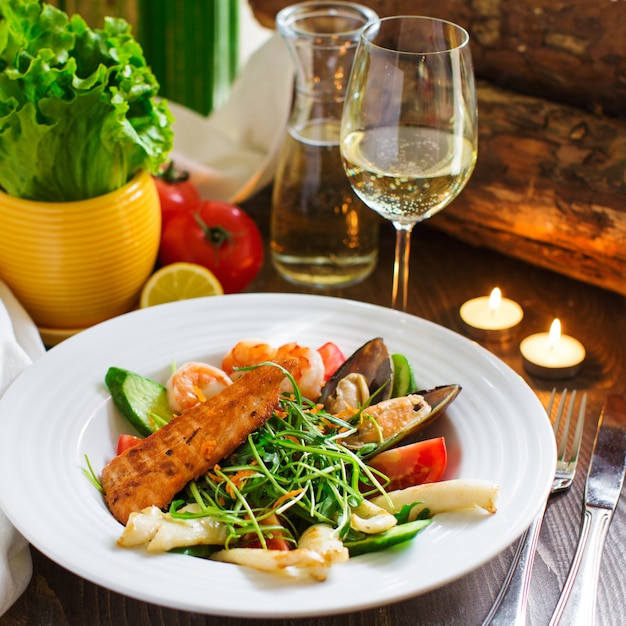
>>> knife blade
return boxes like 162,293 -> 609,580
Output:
549,394 -> 626,626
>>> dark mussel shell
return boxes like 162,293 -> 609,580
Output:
319,337 -> 393,408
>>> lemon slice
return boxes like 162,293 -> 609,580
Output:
140,262 -> 223,308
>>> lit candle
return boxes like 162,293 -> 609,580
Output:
459,288 -> 524,340
520,318 -> 586,379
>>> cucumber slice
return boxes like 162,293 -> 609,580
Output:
105,366 -> 175,437
391,353 -> 418,397
345,518 -> 431,556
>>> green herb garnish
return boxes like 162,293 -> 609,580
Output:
168,392 -> 390,549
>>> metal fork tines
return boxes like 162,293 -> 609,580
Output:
482,388 -> 588,626
552,389 -> 587,491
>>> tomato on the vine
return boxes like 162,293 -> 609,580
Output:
159,200 -> 264,294
153,162 -> 201,230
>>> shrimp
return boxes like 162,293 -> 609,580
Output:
275,342 -> 325,401
221,339 -> 277,380
166,362 -> 233,412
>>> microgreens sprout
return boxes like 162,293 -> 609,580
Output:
168,367 -> 394,548
91,360 -> 435,559
151,410 -> 173,430
82,455 -> 103,493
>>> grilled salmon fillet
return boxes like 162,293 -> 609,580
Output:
101,358 -> 297,524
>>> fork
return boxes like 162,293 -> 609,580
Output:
481,388 -> 588,626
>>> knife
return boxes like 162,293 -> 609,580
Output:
549,394 -> 626,626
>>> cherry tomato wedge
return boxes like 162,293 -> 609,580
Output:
116,433 -> 142,456
367,437 -> 448,491
240,513 -> 291,551
317,341 -> 346,381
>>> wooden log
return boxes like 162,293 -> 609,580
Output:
431,81 -> 626,297
248,0 -> 626,118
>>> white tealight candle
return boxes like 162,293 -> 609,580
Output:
520,318 -> 586,379
459,288 -> 524,339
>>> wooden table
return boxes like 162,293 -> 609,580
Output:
2,187 -> 625,626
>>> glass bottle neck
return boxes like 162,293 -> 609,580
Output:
288,88 -> 344,142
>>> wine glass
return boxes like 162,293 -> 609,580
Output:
340,16 -> 478,310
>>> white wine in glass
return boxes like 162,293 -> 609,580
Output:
341,16 -> 478,310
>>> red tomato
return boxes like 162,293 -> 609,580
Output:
367,437 -> 448,491
116,433 -> 142,455
241,513 -> 291,551
317,342 -> 346,381
153,162 -> 201,230
159,200 -> 264,294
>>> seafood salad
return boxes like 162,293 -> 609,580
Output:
90,338 -> 499,581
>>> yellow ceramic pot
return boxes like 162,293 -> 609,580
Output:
0,171 -> 160,340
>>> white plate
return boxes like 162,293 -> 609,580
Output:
0,293 -> 555,618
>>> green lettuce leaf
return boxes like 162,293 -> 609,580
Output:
0,0 -> 173,201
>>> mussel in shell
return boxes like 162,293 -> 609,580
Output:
319,338 -> 393,408
319,337 -> 461,458
343,384 -> 461,458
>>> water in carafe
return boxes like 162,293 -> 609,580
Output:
270,2 -> 380,288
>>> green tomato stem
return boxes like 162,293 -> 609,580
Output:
193,212 -> 233,250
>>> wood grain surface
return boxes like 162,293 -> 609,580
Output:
2,187 -> 625,626
433,81 -> 626,298
248,0 -> 626,117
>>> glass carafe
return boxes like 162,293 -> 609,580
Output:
270,1 -> 380,288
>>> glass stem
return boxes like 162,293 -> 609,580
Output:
391,223 -> 414,311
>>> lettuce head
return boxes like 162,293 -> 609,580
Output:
0,0 -> 174,201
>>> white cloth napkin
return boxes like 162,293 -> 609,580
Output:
167,32 -> 293,204
0,281 -> 46,616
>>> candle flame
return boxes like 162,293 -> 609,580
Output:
548,318 -> 561,349
488,288 -> 502,313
